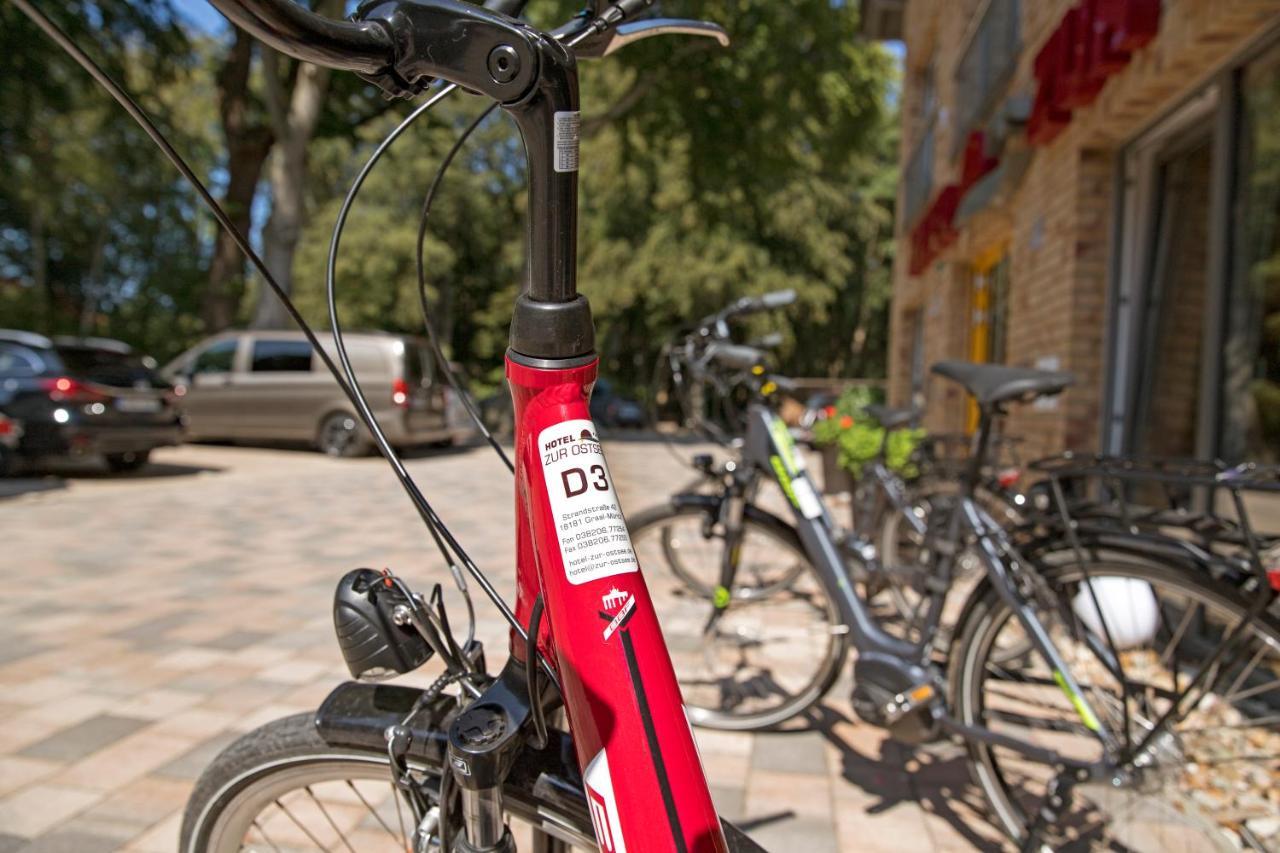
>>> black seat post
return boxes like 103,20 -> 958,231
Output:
965,405 -> 997,498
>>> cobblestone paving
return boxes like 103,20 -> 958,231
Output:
0,441 -> 1006,851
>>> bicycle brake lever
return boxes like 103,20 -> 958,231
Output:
574,18 -> 730,59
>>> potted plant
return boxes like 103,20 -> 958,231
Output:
811,387 -> 923,494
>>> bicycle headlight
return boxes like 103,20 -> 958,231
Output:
332,568 -> 433,681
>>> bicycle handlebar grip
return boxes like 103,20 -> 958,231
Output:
206,0 -> 394,75
706,343 -> 767,372
760,289 -> 796,309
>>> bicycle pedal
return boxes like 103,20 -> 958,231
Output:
885,682 -> 936,725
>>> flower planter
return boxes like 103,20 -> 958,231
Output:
820,444 -> 854,495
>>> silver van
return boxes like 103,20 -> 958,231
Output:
163,330 -> 472,456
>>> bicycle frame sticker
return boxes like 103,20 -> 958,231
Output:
540,418 -> 638,585
584,749 -> 627,853
766,416 -> 823,519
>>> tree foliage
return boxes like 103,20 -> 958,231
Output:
1,0 -> 897,393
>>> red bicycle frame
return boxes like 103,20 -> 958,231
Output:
187,2 -> 733,850
507,356 -> 727,853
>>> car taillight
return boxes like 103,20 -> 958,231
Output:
392,378 -> 410,409
41,377 -> 109,403
0,416 -> 12,435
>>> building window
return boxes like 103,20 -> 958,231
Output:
954,0 -> 1021,151
969,252 -> 1010,365
1131,135 -> 1215,461
967,251 -> 1010,432
1226,45 -> 1280,463
903,64 -> 937,228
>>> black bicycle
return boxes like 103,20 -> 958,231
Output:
634,354 -> 1280,850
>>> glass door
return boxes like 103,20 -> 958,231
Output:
1226,45 -> 1280,463
1128,134 -> 1216,459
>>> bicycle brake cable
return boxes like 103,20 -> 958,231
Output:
13,0 -> 557,689
415,102 -> 511,472
326,88 -> 561,690
412,20 -> 616,478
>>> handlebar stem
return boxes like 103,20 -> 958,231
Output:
210,0 -> 592,360
356,1 -> 592,360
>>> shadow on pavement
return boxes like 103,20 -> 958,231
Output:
802,703 -> 1006,851
1,459 -> 224,500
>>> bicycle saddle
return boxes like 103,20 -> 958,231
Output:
862,404 -> 920,430
931,360 -> 1074,407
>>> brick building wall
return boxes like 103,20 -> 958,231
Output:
888,0 -> 1280,458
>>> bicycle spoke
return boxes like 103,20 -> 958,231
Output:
391,782 -> 409,851
248,820 -> 284,853
1159,602 -> 1198,667
1224,642 -> 1268,699
274,798 -> 332,852
344,779 -> 403,846
304,786 -> 357,853
1225,675 -> 1280,704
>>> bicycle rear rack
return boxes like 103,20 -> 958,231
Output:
1028,452 -> 1280,594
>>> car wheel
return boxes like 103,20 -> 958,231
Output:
316,412 -> 370,458
105,450 -> 151,473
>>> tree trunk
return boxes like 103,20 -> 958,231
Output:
252,7 -> 336,330
79,218 -> 110,336
205,30 -> 273,332
31,203 -> 49,331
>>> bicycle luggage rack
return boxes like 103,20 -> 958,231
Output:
1027,452 -> 1280,594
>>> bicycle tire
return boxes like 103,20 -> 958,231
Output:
180,713 -> 594,852
949,551 -> 1280,849
628,500 -> 807,600
631,501 -> 849,730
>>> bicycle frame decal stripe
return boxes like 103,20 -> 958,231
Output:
770,455 -> 800,507
1053,670 -> 1101,732
584,749 -> 627,853
621,628 -> 688,853
767,416 -> 804,473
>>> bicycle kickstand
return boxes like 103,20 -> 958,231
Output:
1019,768 -> 1075,853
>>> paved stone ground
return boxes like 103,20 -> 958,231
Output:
0,440 -> 1008,852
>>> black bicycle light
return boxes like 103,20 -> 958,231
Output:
333,568 -> 433,681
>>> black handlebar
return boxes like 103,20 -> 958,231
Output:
705,343 -> 767,372
757,289 -> 796,310
482,0 -> 530,15
724,288 -> 795,321
208,0 -> 394,75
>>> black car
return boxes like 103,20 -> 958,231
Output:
0,330 -> 183,472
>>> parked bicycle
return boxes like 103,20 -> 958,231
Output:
634,352 -> 1280,850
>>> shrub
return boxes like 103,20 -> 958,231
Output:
811,387 -> 922,478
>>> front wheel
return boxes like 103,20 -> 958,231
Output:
181,713 -> 593,853
630,502 -> 849,730
105,449 -> 150,472
316,412 -> 371,458
949,553 -> 1280,850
